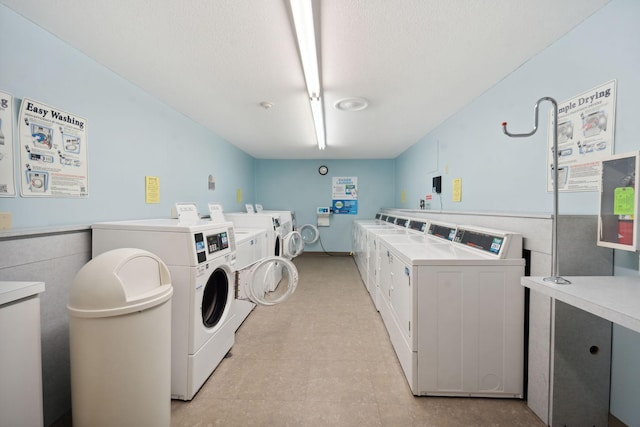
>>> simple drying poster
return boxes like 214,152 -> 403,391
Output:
332,176 -> 358,214
18,98 -> 88,197
547,80 -> 616,192
0,90 -> 16,197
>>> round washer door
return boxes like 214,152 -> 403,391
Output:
283,231 -> 304,259
299,224 -> 319,244
201,266 -> 234,329
239,256 -> 298,306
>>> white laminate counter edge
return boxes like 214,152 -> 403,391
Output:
0,281 -> 46,306
522,276 -> 640,334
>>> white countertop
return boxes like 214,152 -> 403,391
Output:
522,276 -> 640,333
0,281 -> 46,306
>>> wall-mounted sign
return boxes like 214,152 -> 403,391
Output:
548,80 -> 616,192
18,98 -> 88,197
332,176 -> 358,214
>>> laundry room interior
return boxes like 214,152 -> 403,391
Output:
1,0 -> 640,426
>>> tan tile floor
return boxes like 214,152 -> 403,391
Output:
169,253 -> 545,426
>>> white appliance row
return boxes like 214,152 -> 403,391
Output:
92,217 -> 298,401
352,214 -> 525,398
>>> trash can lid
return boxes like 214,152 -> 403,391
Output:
68,248 -> 173,318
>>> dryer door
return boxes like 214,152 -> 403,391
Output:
283,231 -> 304,259
299,224 -> 319,244
236,256 -> 298,306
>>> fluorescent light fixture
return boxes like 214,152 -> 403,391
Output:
310,96 -> 326,150
290,0 -> 326,150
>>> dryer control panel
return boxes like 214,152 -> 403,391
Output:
452,226 -> 522,259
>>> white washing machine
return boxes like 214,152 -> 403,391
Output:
376,225 -> 525,398
92,218 -> 297,401
259,210 -> 304,259
231,227 -> 269,329
225,212 -> 285,291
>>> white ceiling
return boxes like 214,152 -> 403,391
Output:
1,0 -> 610,159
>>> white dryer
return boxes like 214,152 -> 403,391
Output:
92,218 -> 297,401
376,225 -> 525,398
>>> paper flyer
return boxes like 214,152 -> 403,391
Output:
332,176 -> 358,214
547,80 -> 616,192
0,91 -> 16,197
18,98 -> 88,197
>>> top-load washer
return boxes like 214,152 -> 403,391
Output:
92,218 -> 298,401
376,224 -> 525,398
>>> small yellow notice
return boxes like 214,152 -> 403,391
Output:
237,188 -> 243,203
452,178 -> 462,202
145,176 -> 160,204
401,190 -> 406,204
614,187 -> 635,215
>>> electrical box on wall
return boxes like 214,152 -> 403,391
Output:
432,176 -> 442,194
598,151 -> 639,251
317,207 -> 331,227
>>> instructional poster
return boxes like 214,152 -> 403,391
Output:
547,80 -> 616,192
18,98 -> 88,197
332,176 -> 358,214
0,91 -> 16,197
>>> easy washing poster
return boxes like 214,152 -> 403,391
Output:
18,98 -> 88,197
547,80 -> 616,192
332,176 -> 358,214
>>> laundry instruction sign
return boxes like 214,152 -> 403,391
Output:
547,80 -> 616,192
332,176 -> 358,214
18,98 -> 88,197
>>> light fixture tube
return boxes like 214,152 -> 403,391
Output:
310,96 -> 326,150
290,0 -> 325,150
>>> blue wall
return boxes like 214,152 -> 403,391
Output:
0,4 -> 255,228
395,0 -> 640,216
254,159 -> 395,252
394,1 -> 640,424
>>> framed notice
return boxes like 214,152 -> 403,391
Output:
18,98 -> 88,197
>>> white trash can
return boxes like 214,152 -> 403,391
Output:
68,248 -> 173,427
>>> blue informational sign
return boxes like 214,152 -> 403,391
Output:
332,199 -> 358,214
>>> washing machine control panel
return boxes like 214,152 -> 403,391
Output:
193,227 -> 235,264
